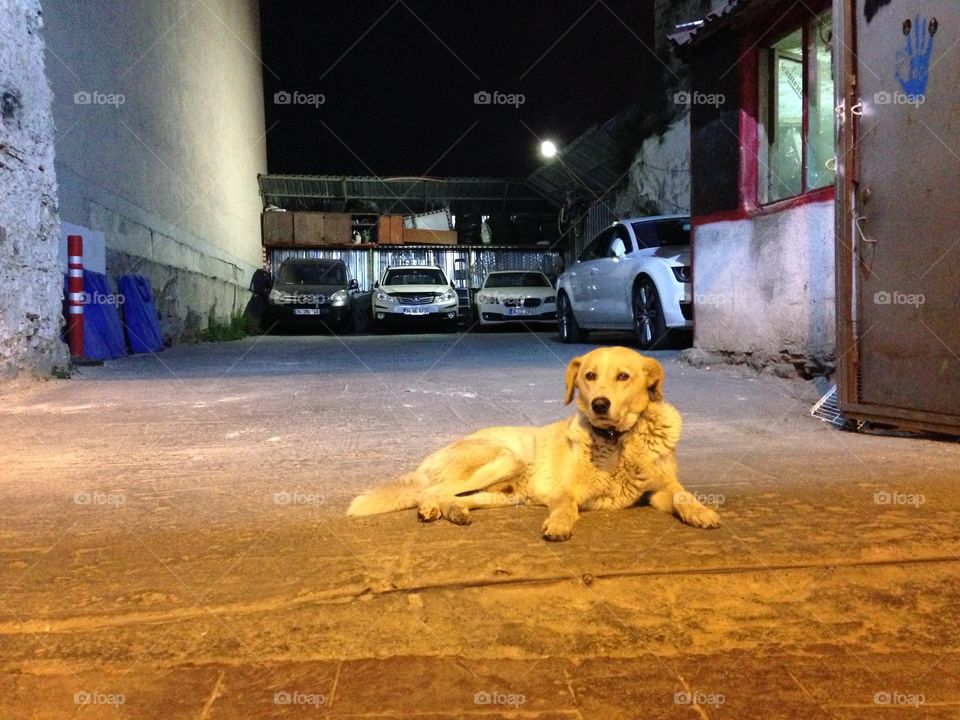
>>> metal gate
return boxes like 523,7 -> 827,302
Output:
835,0 -> 960,433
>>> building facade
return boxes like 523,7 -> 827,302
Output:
43,0 -> 268,341
675,0 -> 836,374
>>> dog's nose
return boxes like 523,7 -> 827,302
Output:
591,397 -> 610,415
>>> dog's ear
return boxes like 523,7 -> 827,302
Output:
641,356 -> 664,402
564,356 -> 582,405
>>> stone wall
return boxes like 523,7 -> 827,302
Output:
615,112 -> 690,217
0,0 -> 68,377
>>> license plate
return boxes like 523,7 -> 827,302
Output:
402,307 -> 433,316
507,307 -> 534,316
293,308 -> 321,316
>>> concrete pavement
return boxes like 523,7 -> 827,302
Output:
1,331 -> 958,719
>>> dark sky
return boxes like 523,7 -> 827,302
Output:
259,0 -> 659,178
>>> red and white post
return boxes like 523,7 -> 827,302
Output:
66,234 -> 85,358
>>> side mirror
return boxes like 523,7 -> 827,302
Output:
450,280 -> 456,288
373,281 -> 379,288
349,278 -> 359,291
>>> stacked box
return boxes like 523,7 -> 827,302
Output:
403,228 -> 458,245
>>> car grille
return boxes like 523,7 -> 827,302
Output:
279,293 -> 326,305
395,293 -> 438,305
503,297 -> 542,308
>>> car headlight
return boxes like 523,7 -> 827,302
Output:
438,289 -> 457,303
268,288 -> 282,304
672,266 -> 692,283
330,289 -> 349,306
476,293 -> 498,305
543,296 -> 556,305
375,290 -> 397,304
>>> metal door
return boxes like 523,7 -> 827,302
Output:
836,0 -> 960,433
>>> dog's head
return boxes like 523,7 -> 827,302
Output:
564,346 -> 664,434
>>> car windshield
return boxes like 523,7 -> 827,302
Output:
484,272 -> 551,288
384,269 -> 446,285
630,219 -> 691,249
278,262 -> 345,285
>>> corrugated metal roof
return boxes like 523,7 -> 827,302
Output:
525,123 -> 623,202
668,0 -> 750,47
257,174 -> 555,214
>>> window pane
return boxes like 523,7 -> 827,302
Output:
806,12 -> 835,190
759,28 -> 804,202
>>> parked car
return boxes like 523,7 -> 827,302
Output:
555,215 -> 692,349
372,264 -> 459,332
265,258 -> 358,332
474,270 -> 557,326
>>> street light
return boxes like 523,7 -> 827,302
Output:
540,140 -> 558,159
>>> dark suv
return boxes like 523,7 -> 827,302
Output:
265,258 -> 358,332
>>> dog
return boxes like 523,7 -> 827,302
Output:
348,346 -> 720,541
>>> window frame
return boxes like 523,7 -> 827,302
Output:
753,6 -> 834,207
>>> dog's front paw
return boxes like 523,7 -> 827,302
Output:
417,501 -> 441,522
542,516 -> 573,542
442,501 -> 472,526
674,492 -> 721,529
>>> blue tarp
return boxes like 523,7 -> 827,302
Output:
63,271 -> 127,361
118,275 -> 163,354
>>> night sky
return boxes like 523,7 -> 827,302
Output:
259,0 -> 659,178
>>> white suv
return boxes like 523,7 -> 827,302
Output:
372,264 -> 460,332
555,215 -> 692,349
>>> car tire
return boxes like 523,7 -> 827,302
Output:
557,292 -> 586,343
633,276 -> 669,350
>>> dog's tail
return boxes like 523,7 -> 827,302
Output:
347,472 -> 424,516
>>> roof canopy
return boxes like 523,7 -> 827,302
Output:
257,174 -> 556,215
525,123 -> 623,203
668,0 -> 750,47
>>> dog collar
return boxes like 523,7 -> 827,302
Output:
590,424 -> 626,442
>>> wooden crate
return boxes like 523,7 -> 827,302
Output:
262,211 -> 294,246
293,212 -> 352,246
403,228 -> 458,245
378,215 -> 404,245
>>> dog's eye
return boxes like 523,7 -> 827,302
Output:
584,371 -> 596,381
617,372 -> 630,381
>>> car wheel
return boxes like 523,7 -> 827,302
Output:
557,292 -> 586,343
633,277 -> 669,350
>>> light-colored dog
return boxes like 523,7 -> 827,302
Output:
348,346 -> 720,541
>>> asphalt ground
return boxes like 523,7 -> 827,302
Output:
1,329 -> 959,718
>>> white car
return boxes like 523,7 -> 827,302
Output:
555,215 -> 692,349
372,264 -> 459,331
474,270 -> 557,326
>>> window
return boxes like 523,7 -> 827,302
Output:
278,262 -> 346,285
758,11 -> 834,203
483,272 -> 551,288
579,228 -> 614,261
384,269 -> 446,285
630,219 -> 691,249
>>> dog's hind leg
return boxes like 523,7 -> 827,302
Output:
418,447 -> 525,524
439,491 -> 525,525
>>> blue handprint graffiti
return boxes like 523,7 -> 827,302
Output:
896,15 -> 937,97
